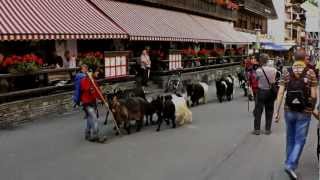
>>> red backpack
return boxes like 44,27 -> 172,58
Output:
80,77 -> 100,105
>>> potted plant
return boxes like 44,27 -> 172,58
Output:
2,54 -> 43,74
79,51 -> 103,71
198,48 -> 209,66
183,48 -> 197,68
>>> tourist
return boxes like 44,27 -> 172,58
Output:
62,50 -> 71,68
140,48 -> 151,87
54,55 -> 64,69
0,53 -> 5,73
274,49 -> 318,179
253,54 -> 277,135
73,65 -> 107,143
0,53 -> 9,93
69,53 -> 77,69
275,56 -> 283,72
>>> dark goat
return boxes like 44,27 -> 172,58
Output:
157,95 -> 176,131
145,96 -> 164,126
216,78 -> 228,103
186,83 -> 205,106
225,75 -> 234,101
237,72 -> 248,96
110,96 -> 147,134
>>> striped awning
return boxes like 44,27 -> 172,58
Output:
90,0 -> 221,43
0,0 -> 127,41
238,32 -> 257,43
192,15 -> 253,44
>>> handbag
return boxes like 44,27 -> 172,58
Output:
261,67 -> 278,101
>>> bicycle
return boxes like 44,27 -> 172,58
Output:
165,69 -> 184,94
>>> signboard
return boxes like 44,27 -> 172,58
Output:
104,51 -> 129,79
169,53 -> 182,71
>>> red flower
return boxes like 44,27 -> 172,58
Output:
2,54 -> 43,68
198,49 -> 208,56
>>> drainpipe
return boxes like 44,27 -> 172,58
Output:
291,6 -> 293,42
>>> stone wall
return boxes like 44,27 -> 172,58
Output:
153,65 -> 241,88
0,81 -> 136,129
0,92 -> 73,129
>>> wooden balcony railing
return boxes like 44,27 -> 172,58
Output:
128,0 -> 238,21
241,0 -> 277,18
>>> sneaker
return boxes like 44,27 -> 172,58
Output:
284,168 -> 298,180
252,130 -> 261,135
264,130 -> 272,135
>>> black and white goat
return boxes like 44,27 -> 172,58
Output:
216,75 -> 234,102
186,82 -> 209,106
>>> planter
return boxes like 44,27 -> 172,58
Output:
8,63 -> 40,74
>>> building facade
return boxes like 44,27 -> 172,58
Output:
123,0 -> 238,21
285,0 -> 306,45
234,0 -> 277,34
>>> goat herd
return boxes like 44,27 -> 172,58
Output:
105,74 -> 238,135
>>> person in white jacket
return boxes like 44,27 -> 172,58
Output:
140,49 -> 151,86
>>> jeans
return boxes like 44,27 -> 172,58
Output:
254,89 -> 275,131
83,104 -> 102,140
284,111 -> 311,170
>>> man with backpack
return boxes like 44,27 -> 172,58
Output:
73,65 -> 106,143
274,50 -> 318,179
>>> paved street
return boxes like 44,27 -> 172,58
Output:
0,86 -> 318,180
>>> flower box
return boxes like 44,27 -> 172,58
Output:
78,51 -> 104,71
2,54 -> 43,74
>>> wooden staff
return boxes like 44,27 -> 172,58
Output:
86,72 -> 121,135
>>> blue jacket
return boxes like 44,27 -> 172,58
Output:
73,72 -> 86,105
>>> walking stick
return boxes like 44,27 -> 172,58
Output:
86,72 -> 122,135
244,71 -> 250,112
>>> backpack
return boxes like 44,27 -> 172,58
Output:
73,72 -> 86,105
285,67 -> 310,112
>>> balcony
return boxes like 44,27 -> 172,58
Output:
285,20 -> 305,29
125,0 -> 238,21
238,0 -> 277,18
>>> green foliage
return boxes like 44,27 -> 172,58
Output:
80,56 -> 101,72
8,62 -> 40,74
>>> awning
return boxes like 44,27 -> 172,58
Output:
0,0 -> 127,41
90,0 -> 221,43
261,42 -> 288,51
277,42 -> 296,50
239,32 -> 256,43
191,16 -> 252,44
